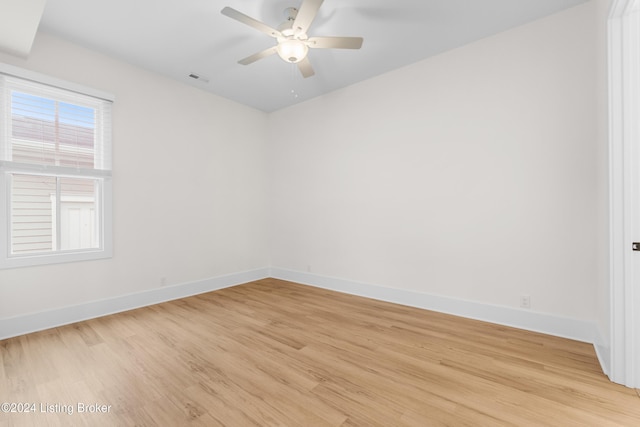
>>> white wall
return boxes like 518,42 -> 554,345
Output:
269,3 -> 600,322
0,33 -> 269,319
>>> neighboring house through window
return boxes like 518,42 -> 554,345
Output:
0,65 -> 113,269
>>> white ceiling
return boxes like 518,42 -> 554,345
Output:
32,0 -> 589,112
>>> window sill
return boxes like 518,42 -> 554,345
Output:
0,247 -> 113,270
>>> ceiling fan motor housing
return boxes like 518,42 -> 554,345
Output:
283,7 -> 298,21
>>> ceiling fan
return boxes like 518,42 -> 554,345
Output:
221,0 -> 363,78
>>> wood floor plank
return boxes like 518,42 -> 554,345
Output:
1,278 -> 639,426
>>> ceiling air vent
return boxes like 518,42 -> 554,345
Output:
188,73 -> 210,83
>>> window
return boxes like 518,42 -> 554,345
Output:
0,65 -> 113,268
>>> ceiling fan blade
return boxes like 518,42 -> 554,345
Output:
297,56 -> 315,78
238,46 -> 278,65
292,0 -> 324,35
307,36 -> 363,49
221,7 -> 281,38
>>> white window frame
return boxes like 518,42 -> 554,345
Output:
0,63 -> 114,269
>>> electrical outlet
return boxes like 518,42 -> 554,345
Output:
160,277 -> 167,287
520,295 -> 531,309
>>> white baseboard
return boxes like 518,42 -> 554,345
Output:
593,328 -> 611,378
1,267 -> 598,347
0,268 -> 270,340
270,268 -> 597,344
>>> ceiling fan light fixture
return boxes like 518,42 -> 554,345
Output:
277,39 -> 308,63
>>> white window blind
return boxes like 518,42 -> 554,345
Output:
0,75 -> 112,171
0,65 -> 113,269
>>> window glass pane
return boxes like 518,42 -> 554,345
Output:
11,91 -> 96,168
10,174 -> 55,254
58,102 -> 95,169
60,177 -> 99,250
11,93 -> 57,166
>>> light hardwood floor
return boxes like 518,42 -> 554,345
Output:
1,278 -> 639,426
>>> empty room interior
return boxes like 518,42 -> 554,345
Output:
1,0 -> 639,425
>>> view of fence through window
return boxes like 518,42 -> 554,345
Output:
10,91 -> 100,254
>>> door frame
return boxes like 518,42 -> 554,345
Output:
609,0 -> 640,388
